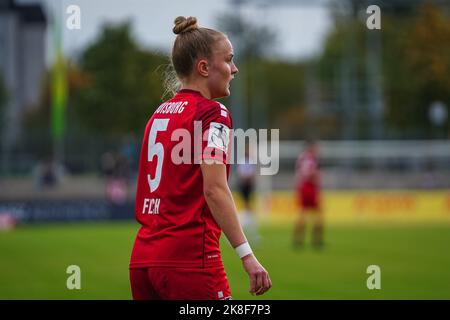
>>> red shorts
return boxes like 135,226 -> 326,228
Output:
129,266 -> 232,300
297,183 -> 320,209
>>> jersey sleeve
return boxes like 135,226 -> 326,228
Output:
194,101 -> 233,165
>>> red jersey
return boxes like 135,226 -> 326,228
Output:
296,149 -> 320,209
130,89 -> 233,269
295,149 -> 320,188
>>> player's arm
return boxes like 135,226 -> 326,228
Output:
201,162 -> 272,296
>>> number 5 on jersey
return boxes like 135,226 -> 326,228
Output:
147,119 -> 169,192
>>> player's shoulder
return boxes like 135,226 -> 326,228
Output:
197,97 -> 227,111
196,98 -> 230,121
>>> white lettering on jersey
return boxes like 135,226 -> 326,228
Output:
155,101 -> 187,114
207,122 -> 230,153
142,198 -> 161,214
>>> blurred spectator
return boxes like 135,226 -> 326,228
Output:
100,152 -> 116,178
32,156 -> 65,188
106,177 -> 128,205
120,134 -> 138,172
102,151 -> 131,205
236,144 -> 260,245
421,159 -> 438,189
0,213 -> 17,231
293,139 -> 324,249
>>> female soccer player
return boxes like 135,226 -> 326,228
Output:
129,16 -> 271,300
293,140 -> 324,249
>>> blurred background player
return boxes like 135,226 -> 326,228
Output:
236,144 -> 260,245
293,139 -> 324,249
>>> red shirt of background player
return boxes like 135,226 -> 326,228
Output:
130,89 -> 232,268
296,148 -> 321,209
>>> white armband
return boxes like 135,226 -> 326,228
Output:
235,242 -> 253,259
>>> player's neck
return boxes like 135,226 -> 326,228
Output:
180,80 -> 211,100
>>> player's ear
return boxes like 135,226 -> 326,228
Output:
197,59 -> 209,77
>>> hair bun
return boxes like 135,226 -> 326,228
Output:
173,16 -> 198,35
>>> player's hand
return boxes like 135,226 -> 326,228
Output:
242,254 -> 272,296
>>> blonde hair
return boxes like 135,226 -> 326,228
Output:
163,16 -> 227,97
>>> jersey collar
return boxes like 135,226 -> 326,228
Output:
177,89 -> 204,97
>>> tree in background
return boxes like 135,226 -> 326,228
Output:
254,60 -> 306,138
216,13 -> 277,60
377,3 -> 450,138
317,2 -> 450,139
73,23 -> 166,136
23,62 -> 87,159
217,13 -> 307,136
24,23 -> 168,172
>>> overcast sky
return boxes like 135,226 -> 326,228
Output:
25,0 -> 332,62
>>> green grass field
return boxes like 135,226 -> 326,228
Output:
1,221 -> 450,299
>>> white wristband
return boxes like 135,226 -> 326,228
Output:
235,242 -> 253,259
